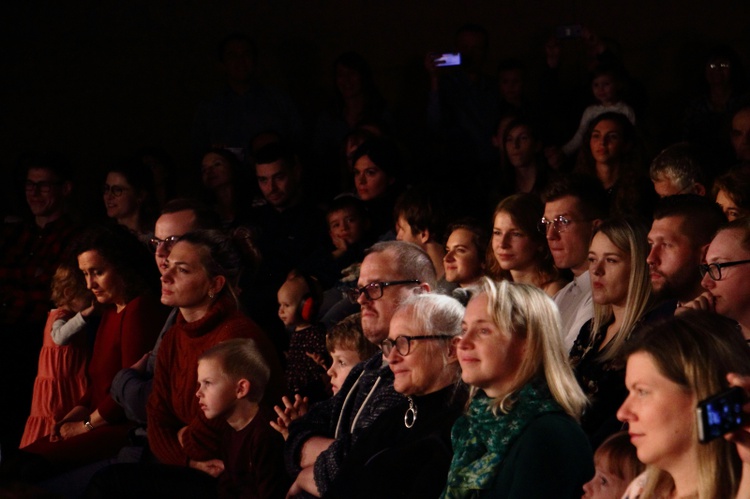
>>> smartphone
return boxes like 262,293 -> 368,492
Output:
555,24 -> 583,39
435,53 -> 461,67
696,386 -> 745,443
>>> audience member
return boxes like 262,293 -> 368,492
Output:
713,168 -> 750,221
488,193 -> 567,296
284,241 -> 435,497
648,142 -> 708,197
617,311 -> 750,498
569,217 -> 652,448
541,174 -> 607,349
444,278 -> 592,498
496,118 -> 553,199
647,194 -> 726,306
730,104 -> 750,170
581,431 -> 644,499
103,158 -> 157,243
443,219 -> 488,288
199,148 -> 254,228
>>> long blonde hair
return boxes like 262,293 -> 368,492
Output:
467,277 -> 588,420
590,218 -> 651,363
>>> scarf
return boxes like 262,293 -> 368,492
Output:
441,380 -> 562,499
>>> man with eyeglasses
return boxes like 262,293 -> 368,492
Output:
540,175 -> 607,350
285,241 -> 436,497
680,219 -> 750,339
0,153 -> 78,451
110,199 -> 220,425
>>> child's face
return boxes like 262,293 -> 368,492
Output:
592,74 -> 617,105
326,347 -> 363,395
581,457 -> 628,499
328,208 -> 366,246
277,280 -> 302,328
196,358 -> 239,420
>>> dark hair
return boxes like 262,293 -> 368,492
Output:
702,44 -> 748,94
23,151 -> 74,183
445,218 -> 489,258
75,224 -> 160,301
106,157 -> 158,230
541,173 -> 609,220
652,194 -> 726,246
497,57 -> 525,73
177,228 -> 261,304
332,52 -> 386,121
455,23 -> 489,48
160,198 -> 222,230
350,137 -> 402,179
253,141 -> 296,171
393,185 -> 447,244
576,112 -> 639,175
326,195 -> 369,221
217,33 -> 257,63
713,169 -> 750,216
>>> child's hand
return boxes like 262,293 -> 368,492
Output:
270,395 -> 309,440
331,235 -> 348,259
81,300 -> 96,318
189,459 -> 225,478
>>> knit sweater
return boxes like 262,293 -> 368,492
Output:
147,295 -> 279,465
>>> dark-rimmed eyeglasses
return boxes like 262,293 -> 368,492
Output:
149,235 -> 180,252
380,335 -> 455,356
25,180 -> 62,194
537,215 -> 589,234
699,260 -> 750,281
103,184 -> 131,197
346,280 -> 420,304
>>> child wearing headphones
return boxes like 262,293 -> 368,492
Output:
276,270 -> 331,402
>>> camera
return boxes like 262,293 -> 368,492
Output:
696,386 -> 745,443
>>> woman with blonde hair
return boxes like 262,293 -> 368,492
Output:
442,278 -> 592,498
617,311 -> 750,498
570,217 -> 652,448
486,193 -> 568,297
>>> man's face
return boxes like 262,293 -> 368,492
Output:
256,160 -> 297,210
153,210 -> 197,274
25,167 -> 69,220
647,216 -> 704,303
222,39 -> 254,84
357,250 -> 415,345
731,109 -> 750,163
543,196 -> 596,276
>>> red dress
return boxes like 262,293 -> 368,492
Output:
19,308 -> 89,448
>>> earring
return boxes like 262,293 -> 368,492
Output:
208,291 -> 215,299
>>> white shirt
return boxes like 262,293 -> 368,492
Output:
554,270 -> 594,352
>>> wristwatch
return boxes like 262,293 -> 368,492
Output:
83,417 -> 95,431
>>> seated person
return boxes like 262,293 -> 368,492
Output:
648,142 -> 708,197
443,219 -> 488,289
276,271 -> 330,403
582,431 -> 644,499
713,168 -> 750,221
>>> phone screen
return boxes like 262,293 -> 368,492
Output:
696,386 -> 745,443
436,53 -> 461,67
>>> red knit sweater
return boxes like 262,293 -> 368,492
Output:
147,295 -> 281,466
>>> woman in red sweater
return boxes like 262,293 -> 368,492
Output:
147,228 -> 283,474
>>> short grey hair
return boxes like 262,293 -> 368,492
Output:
367,241 -> 437,289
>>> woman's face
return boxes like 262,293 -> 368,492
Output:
504,125 -> 537,168
616,352 -> 697,471
701,228 -> 750,323
458,293 -> 526,397
104,172 -> 140,221
384,308 -> 456,397
335,64 -> 364,99
160,241 -> 217,312
590,119 -> 626,166
444,228 -> 484,286
78,250 -> 126,307
588,232 -> 631,308
353,155 -> 391,201
492,211 -> 540,272
201,153 -> 233,190
715,189 -> 744,221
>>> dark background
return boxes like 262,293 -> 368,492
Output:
3,0 -> 750,215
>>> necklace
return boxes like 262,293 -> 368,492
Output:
404,396 -> 417,428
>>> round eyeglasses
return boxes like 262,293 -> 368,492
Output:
103,184 -> 131,197
380,335 -> 455,357
699,260 -> 750,281
149,235 -> 180,252
346,280 -> 420,304
537,215 -> 589,234
25,180 -> 62,194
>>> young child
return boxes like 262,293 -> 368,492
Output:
582,431 -> 645,499
562,64 -> 636,157
270,313 -> 378,439
20,263 -> 96,447
196,338 -> 289,499
277,271 -> 331,402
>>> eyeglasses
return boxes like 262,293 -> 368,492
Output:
346,280 -> 420,304
699,260 -> 750,281
537,215 -> 589,234
149,235 -> 180,252
708,62 -> 731,70
25,180 -> 62,194
103,184 -> 131,197
380,335 -> 455,356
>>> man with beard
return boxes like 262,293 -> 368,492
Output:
646,194 -> 726,308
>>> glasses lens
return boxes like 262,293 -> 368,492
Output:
710,264 -> 721,281
381,339 -> 393,356
537,220 -> 549,234
395,336 -> 410,356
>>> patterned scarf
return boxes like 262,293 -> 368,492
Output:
441,380 -> 563,499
